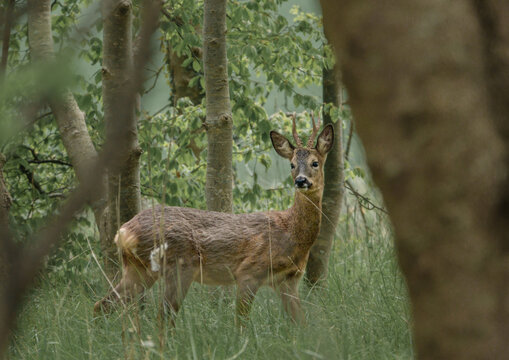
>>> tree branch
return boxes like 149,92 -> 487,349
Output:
19,164 -> 44,194
27,159 -> 72,167
0,1 -> 162,354
345,180 -> 387,214
345,119 -> 354,160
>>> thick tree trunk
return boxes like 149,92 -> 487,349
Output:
27,0 -> 108,253
319,0 -> 509,358
306,63 -> 344,285
203,0 -> 233,213
102,0 -> 141,276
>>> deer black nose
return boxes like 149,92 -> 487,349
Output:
295,176 -> 311,189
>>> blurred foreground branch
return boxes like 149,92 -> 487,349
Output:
0,0 -> 161,354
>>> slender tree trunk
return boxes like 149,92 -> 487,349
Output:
102,0 -> 141,276
27,0 -> 100,184
306,62 -> 344,285
0,0 -> 15,78
27,0 -> 108,252
319,0 -> 509,358
0,154 -> 11,279
166,43 -> 203,105
165,40 -> 204,160
203,0 -> 233,213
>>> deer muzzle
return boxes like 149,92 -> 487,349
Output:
295,176 -> 312,190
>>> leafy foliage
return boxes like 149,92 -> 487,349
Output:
0,0 -> 370,277
159,0 -> 334,213
0,1 -> 402,358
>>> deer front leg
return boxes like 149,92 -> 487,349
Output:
235,277 -> 261,327
278,275 -> 305,325
94,262 -> 157,314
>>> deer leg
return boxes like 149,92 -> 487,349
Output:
235,278 -> 261,327
162,265 -> 194,325
94,262 -> 157,314
278,275 -> 305,325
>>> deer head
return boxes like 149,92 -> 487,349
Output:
270,114 -> 334,194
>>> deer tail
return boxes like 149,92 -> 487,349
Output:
114,227 -> 139,257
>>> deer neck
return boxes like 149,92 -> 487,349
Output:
289,189 -> 323,246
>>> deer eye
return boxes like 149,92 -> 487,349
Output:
290,163 -> 295,169
312,161 -> 319,168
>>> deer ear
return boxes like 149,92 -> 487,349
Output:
315,124 -> 334,155
270,131 -> 295,160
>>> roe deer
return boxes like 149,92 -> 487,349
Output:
94,115 -> 334,325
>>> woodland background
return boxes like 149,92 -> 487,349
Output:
2,0 -> 508,359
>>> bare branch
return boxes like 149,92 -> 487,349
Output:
28,159 -> 72,167
19,164 -> 44,194
345,119 -> 354,161
345,180 -> 388,214
0,1 -> 162,354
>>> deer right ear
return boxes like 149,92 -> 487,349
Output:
270,131 -> 295,160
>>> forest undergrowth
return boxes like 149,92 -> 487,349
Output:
9,205 -> 413,360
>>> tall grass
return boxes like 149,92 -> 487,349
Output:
9,206 -> 412,360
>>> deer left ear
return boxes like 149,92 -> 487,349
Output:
315,124 -> 334,156
270,131 -> 295,160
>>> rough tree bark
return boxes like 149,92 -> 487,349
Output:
319,0 -> 509,358
306,63 -> 344,285
203,0 -> 233,213
102,0 -> 142,276
27,0 -> 107,246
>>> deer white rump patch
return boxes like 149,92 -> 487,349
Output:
150,243 -> 169,272
115,228 -> 139,255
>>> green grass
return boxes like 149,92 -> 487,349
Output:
9,215 -> 413,360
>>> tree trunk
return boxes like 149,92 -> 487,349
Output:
166,43 -> 203,105
102,0 -> 141,276
27,0 -> 108,254
0,0 -> 15,78
165,40 -> 204,160
0,153 -> 11,279
306,63 -> 344,285
319,0 -> 509,358
203,0 -> 233,213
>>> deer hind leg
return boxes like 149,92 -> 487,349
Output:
162,263 -> 194,325
278,274 -> 305,325
94,260 -> 157,314
235,277 -> 261,327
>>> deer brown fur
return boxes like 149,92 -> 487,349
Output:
94,116 -> 334,325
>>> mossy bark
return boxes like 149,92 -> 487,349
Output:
306,63 -> 344,285
102,0 -> 141,276
203,0 -> 233,213
320,0 -> 509,358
